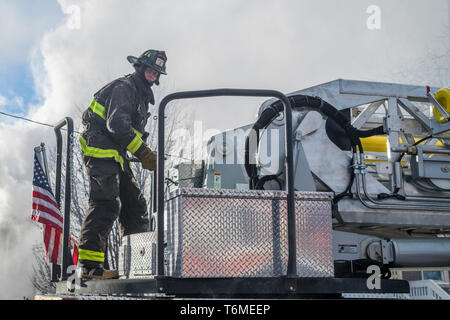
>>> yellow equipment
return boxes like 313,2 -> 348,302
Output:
432,88 -> 450,123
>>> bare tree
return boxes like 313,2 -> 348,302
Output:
392,27 -> 449,88
31,242 -> 56,295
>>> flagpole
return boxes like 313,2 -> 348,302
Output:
40,142 -> 52,191
54,117 -> 73,281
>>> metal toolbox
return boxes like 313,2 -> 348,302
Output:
119,188 -> 334,279
118,232 -> 157,278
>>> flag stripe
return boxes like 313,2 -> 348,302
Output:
32,190 -> 59,209
31,210 -> 63,231
44,225 -> 51,249
44,225 -> 53,262
51,228 -> 61,265
32,185 -> 56,201
32,214 -> 62,232
32,198 -> 62,221
32,202 -> 63,223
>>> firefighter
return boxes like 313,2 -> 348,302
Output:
77,50 -> 167,279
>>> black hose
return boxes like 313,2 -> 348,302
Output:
244,103 -> 284,189
426,178 -> 450,192
397,135 -> 433,163
255,174 -> 283,190
334,166 -> 355,203
356,125 -> 385,138
245,94 -> 374,192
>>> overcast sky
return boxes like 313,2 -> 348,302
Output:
0,0 -> 448,299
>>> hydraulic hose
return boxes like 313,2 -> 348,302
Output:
244,103 -> 283,189
354,152 -> 450,210
244,94 -> 378,191
244,94 -> 450,210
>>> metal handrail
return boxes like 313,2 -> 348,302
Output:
156,89 -> 296,279
54,117 -> 74,280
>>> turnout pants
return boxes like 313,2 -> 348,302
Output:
78,157 -> 149,268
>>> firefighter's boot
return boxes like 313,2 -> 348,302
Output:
79,266 -> 119,279
78,261 -> 119,280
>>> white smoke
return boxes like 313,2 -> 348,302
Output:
0,0 -> 448,299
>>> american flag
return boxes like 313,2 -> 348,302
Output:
31,154 -> 78,266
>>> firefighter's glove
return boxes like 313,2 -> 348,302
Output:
139,147 -> 157,171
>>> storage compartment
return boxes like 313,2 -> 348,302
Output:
119,188 -> 334,279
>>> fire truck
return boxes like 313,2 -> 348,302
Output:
35,79 -> 450,299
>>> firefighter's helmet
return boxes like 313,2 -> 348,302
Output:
127,50 -> 167,75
